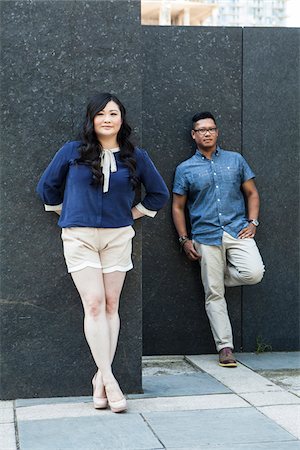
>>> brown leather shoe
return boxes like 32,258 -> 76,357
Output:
219,347 -> 237,367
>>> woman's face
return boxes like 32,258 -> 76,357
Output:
93,100 -> 122,142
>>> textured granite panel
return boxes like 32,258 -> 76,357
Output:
70,0 -> 142,139
141,26 -> 243,355
69,0 -> 143,394
0,0 -> 142,399
242,28 -> 300,352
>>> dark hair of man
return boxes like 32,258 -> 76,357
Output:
192,111 -> 217,129
77,92 -> 138,189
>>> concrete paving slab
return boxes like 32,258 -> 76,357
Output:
16,394 -> 249,421
0,423 -> 17,450
143,408 -> 297,448
143,356 -> 199,376
236,352 -> 300,370
258,404 -> 300,439
16,396 -> 92,408
11,355 -> 300,450
127,393 -> 249,412
187,355 -> 281,393
16,401 -> 111,421
240,390 -> 300,407
258,370 -> 300,393
0,405 -> 14,424
0,401 -> 14,409
128,373 -> 231,399
18,414 -> 163,450
166,443 -> 300,450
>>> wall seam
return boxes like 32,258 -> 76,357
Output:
240,26 -> 244,352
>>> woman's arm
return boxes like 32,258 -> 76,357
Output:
131,206 -> 145,220
135,149 -> 169,218
36,143 -> 73,212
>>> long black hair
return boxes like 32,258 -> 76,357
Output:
77,92 -> 138,188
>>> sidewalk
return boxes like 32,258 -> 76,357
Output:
1,352 -> 299,450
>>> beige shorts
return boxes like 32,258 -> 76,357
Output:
61,226 -> 135,273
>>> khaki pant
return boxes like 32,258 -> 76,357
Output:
194,232 -> 265,352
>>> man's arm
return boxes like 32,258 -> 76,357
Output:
172,193 -> 201,260
239,178 -> 260,239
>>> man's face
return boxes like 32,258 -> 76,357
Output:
191,118 -> 218,150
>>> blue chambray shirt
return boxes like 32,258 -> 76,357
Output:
173,146 -> 255,245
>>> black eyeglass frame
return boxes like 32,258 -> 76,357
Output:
193,127 -> 218,135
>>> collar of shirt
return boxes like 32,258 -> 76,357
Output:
195,146 -> 220,160
100,147 -> 120,193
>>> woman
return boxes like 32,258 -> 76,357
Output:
36,93 -> 169,413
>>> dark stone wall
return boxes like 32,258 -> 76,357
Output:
0,0 -> 142,400
141,26 -> 299,355
242,28 -> 300,351
141,26 -> 243,355
1,1 -> 299,400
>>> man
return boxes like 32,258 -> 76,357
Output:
172,111 -> 264,367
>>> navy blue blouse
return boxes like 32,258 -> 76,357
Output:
36,141 -> 169,228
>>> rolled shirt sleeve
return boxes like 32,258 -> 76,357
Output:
173,166 -> 189,195
135,202 -> 157,218
44,203 -> 63,212
239,154 -> 255,183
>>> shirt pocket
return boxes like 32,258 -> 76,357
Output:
221,165 -> 240,183
191,170 -> 212,190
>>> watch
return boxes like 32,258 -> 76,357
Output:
248,219 -> 259,226
178,235 -> 189,246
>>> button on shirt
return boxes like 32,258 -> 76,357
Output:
173,147 -> 255,245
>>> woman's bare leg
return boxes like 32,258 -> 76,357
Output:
103,271 -> 126,361
94,272 -> 126,400
71,267 -> 126,402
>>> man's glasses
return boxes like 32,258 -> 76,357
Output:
193,127 -> 217,135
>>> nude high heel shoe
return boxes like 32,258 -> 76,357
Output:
105,382 -> 127,413
92,373 -> 108,409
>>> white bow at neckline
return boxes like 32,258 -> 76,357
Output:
100,147 -> 120,193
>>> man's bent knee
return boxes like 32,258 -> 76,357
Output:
242,265 -> 265,285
